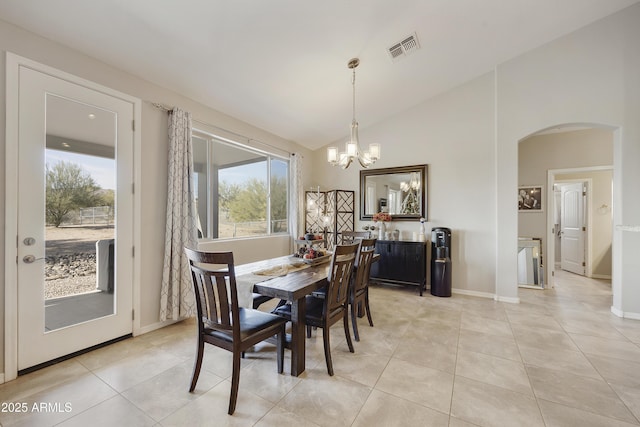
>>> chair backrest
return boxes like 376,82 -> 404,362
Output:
353,238 -> 376,294
341,231 -> 370,245
325,243 -> 359,314
184,248 -> 239,335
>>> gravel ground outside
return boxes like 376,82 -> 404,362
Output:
45,225 -> 114,300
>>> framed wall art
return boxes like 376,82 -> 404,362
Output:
518,186 -> 543,212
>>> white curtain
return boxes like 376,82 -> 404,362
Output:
160,108 -> 198,321
289,153 -> 303,248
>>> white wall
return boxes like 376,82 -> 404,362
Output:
313,73 -> 497,297
0,19 -> 312,376
198,235 -> 292,266
314,4 -> 640,314
496,5 -> 640,315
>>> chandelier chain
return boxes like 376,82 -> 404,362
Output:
352,68 -> 357,123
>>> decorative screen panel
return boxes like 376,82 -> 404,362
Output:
304,189 -> 354,251
305,191 -> 325,234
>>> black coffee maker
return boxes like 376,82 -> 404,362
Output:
430,227 -> 452,297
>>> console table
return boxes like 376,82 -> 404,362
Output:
370,240 -> 427,295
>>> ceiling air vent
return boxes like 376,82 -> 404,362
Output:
387,32 -> 420,62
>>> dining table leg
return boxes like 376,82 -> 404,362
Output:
289,297 -> 306,376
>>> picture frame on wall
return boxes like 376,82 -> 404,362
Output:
518,186 -> 543,212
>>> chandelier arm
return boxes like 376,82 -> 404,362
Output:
357,155 -> 371,168
341,156 -> 353,169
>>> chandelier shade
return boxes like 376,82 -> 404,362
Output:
328,58 -> 380,169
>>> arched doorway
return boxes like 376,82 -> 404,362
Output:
517,123 -> 616,304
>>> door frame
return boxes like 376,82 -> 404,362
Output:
546,166 -> 612,287
4,52 -> 142,382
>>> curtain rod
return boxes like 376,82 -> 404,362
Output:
147,101 -> 171,111
145,100 -> 292,156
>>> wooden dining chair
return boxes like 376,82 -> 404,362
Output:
350,238 -> 376,341
273,243 -> 359,376
341,230 -> 370,245
184,248 -> 287,415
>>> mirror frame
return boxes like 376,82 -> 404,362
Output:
359,164 -> 428,221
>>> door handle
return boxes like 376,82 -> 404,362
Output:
23,255 -> 45,264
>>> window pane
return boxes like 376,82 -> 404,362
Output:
192,136 -> 208,238
216,140 -> 268,238
192,131 -> 290,240
271,158 -> 288,233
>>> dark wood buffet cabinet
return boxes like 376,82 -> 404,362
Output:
369,240 -> 427,295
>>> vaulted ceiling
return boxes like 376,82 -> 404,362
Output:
1,0 -> 637,149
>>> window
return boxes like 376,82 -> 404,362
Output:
192,131 -> 289,239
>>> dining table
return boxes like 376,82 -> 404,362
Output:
234,255 -> 331,377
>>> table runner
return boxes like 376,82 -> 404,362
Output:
235,262 -> 310,308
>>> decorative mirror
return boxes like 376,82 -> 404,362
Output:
517,237 -> 544,288
360,164 -> 428,221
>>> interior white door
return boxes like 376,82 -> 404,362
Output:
560,182 -> 586,275
17,66 -> 134,371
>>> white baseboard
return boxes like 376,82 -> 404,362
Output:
494,295 -> 521,304
135,319 -> 183,336
451,287 -> 519,303
611,306 -> 640,319
610,306 -> 623,317
591,274 -> 612,280
452,288 -> 493,299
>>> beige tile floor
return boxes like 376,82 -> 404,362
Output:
1,270 -> 639,426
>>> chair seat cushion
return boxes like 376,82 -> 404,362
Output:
204,308 -> 286,342
311,286 -> 327,299
252,293 -> 273,309
272,301 -> 291,318
272,295 -> 342,326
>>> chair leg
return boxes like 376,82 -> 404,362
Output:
322,327 -> 334,376
277,327 -> 284,374
343,310 -> 354,353
189,339 -> 204,392
365,290 -> 374,327
306,325 -> 312,338
351,301 -> 360,342
228,351 -> 241,415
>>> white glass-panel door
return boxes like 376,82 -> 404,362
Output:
17,66 -> 134,371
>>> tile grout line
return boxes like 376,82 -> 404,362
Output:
447,302 -> 463,427
504,301 -> 548,426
